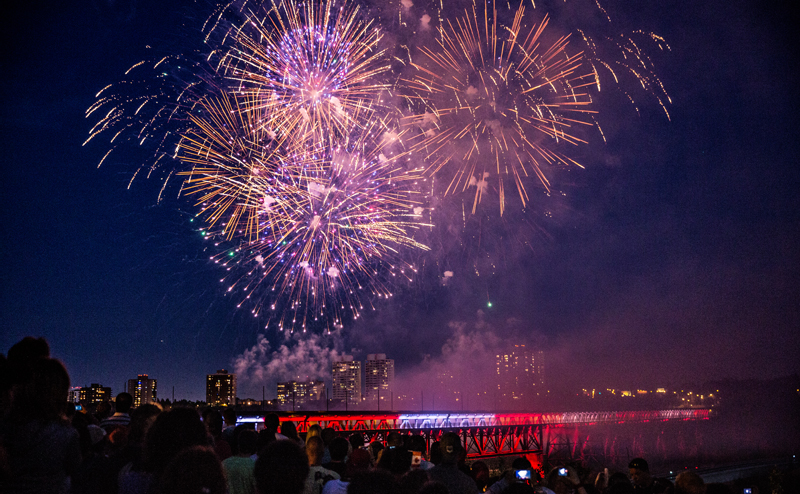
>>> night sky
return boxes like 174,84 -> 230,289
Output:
2,0 -> 799,402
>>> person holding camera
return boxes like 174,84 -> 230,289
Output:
488,457 -> 548,494
545,465 -> 589,494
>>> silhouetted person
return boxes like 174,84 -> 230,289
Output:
489,457 -> 533,494
151,445 -> 226,494
546,466 -> 588,494
376,445 -> 413,479
470,461 -> 490,492
203,409 -> 232,460
0,356 -> 81,494
349,432 -> 366,451
101,392 -> 133,433
320,448 -> 371,494
108,403 -> 161,493
222,408 -> 238,442
256,413 -> 287,452
7,337 -> 50,370
345,449 -> 372,479
223,428 -> 258,494
674,472 -> 704,494
399,469 -> 430,494
254,439 -> 309,494
628,459 -> 673,494
119,407 -> 209,494
605,472 -> 635,494
282,420 -> 304,448
94,401 -> 112,423
369,440 -> 385,464
71,412 -> 115,494
319,426 -> 335,464
348,469 -> 402,494
407,434 -> 434,470
387,431 -> 404,448
322,437 -> 349,477
305,435 -> 340,494
3,336 -> 51,417
428,432 -> 478,494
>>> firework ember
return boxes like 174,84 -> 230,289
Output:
212,0 -> 391,142
85,0 -> 670,331
401,2 -> 598,215
178,95 -> 429,331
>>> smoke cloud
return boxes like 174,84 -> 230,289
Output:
389,312 -> 549,411
232,331 -> 344,397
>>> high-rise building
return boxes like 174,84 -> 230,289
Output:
332,355 -> 361,404
79,383 -> 111,405
365,354 -> 394,403
277,380 -> 325,410
496,345 -> 544,401
206,369 -> 237,407
68,387 -> 81,404
126,374 -> 158,407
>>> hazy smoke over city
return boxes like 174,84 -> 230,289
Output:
231,309 -> 553,409
232,331 -> 344,396
389,314 -> 547,410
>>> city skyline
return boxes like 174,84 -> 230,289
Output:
3,0 -> 799,402
65,365 -> 726,412
60,347 -> 727,411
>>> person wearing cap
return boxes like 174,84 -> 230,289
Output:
628,458 -> 673,494
428,432 -> 479,494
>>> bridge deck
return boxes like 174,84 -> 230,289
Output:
238,409 -> 710,431
237,409 -> 710,461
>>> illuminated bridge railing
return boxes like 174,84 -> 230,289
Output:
393,409 -> 710,429
238,409 -> 709,432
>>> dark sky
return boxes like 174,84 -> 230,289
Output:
2,0 -> 799,402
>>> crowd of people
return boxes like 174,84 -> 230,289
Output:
2,337 -> 736,494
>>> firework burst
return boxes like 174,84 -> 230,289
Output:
85,0 -> 670,332
212,0 -> 391,143
401,2 -> 598,215
175,92 -> 288,241
180,98 -> 429,331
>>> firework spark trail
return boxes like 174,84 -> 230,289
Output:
175,92 -> 289,242
401,2 -> 598,215
213,0 -> 391,143
578,28 -> 672,119
85,56 -> 221,191
84,0 -> 670,332
399,1 -> 671,215
179,96 -> 430,331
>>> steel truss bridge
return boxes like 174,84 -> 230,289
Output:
239,409 -> 710,466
